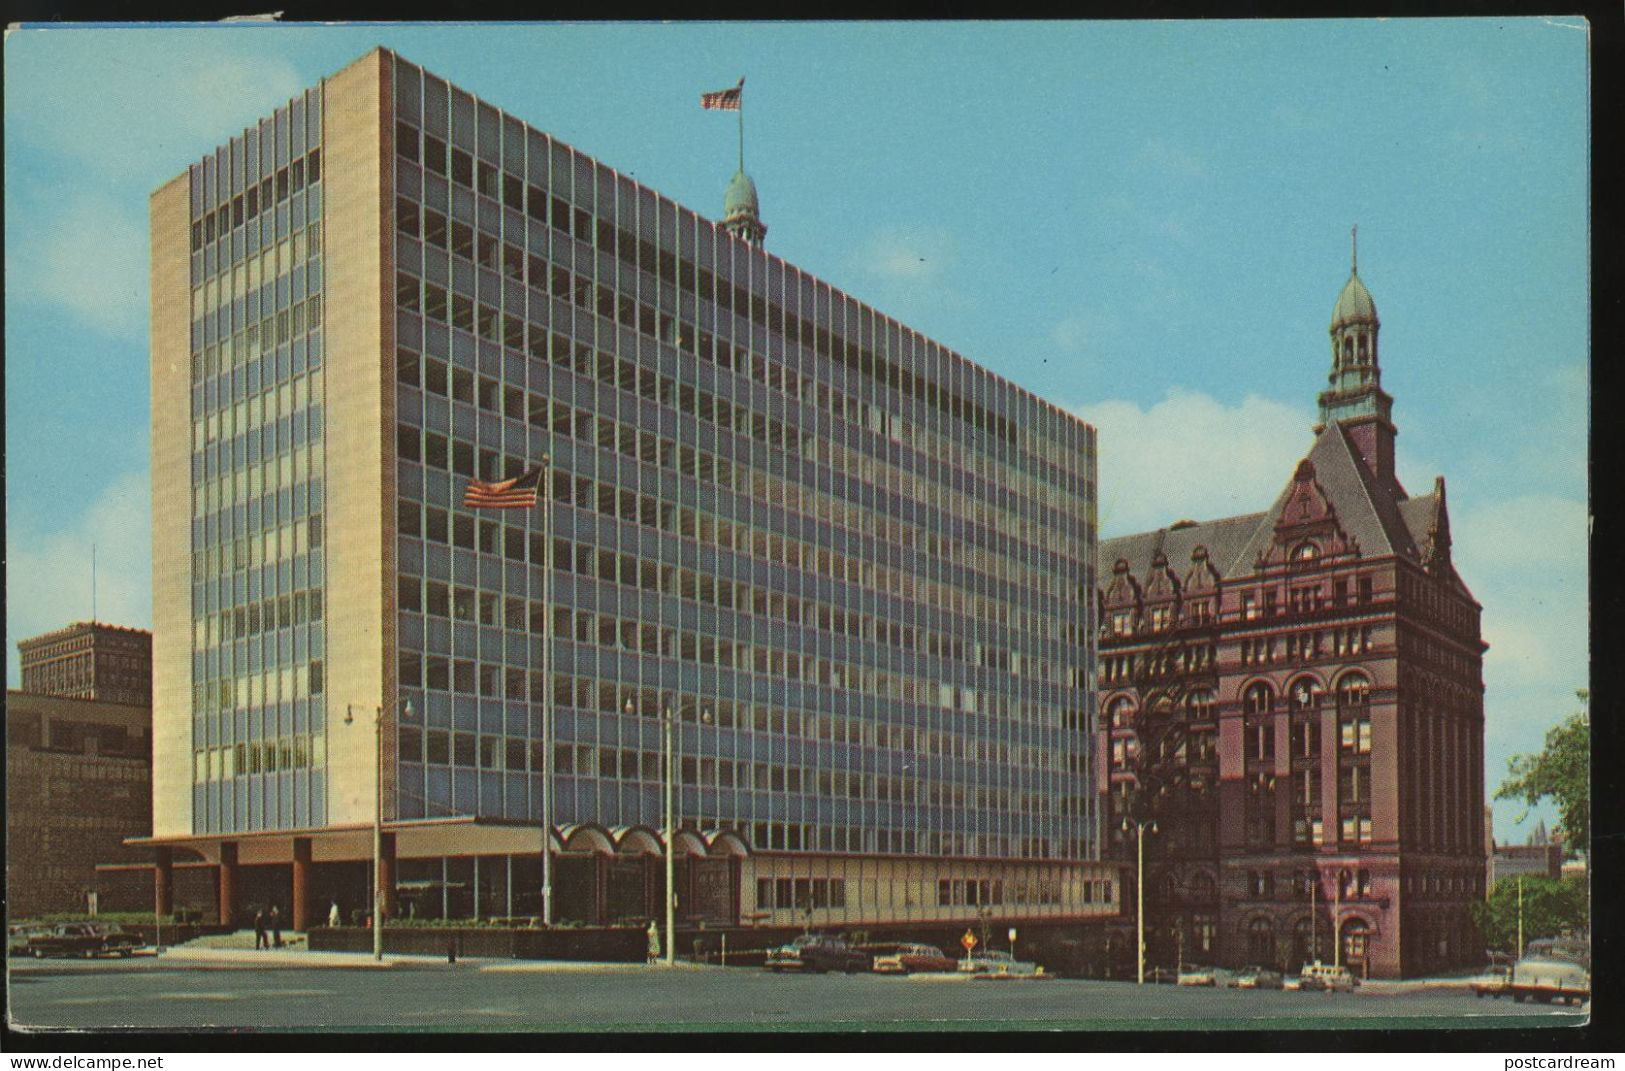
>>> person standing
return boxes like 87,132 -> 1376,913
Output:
253,907 -> 268,950
269,905 -> 283,948
646,919 -> 661,965
328,900 -> 341,928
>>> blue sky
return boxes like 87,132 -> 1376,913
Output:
3,20 -> 1588,843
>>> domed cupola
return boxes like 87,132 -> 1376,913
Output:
723,168 -> 766,244
1331,270 -> 1378,332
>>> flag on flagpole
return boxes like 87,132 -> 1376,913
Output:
700,77 -> 744,111
462,466 -> 546,510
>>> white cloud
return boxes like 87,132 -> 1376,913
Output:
10,33 -> 306,182
5,469 -> 153,688
1455,494 -> 1589,691
859,224 -> 954,281
1069,389 -> 1314,536
8,192 -> 149,338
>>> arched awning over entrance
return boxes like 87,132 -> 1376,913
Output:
671,829 -> 708,858
611,826 -> 662,856
558,823 -> 615,855
704,829 -> 751,857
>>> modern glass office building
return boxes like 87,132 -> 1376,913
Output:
148,48 -> 1110,933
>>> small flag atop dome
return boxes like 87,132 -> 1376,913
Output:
701,77 -> 744,111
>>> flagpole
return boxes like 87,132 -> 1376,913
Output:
737,80 -> 745,172
539,453 -> 555,927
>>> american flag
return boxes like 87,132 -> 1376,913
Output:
462,466 -> 545,510
700,77 -> 744,111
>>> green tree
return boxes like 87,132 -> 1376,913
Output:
1496,692 -> 1589,851
1469,874 -> 1589,955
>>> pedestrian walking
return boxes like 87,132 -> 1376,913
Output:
328,900 -> 341,928
269,904 -> 283,948
253,907 -> 268,950
646,919 -> 661,964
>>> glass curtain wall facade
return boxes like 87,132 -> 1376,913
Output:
386,54 -> 1095,865
185,87 -> 330,834
156,49 -> 1106,927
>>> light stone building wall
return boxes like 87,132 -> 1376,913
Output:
150,173 -> 195,839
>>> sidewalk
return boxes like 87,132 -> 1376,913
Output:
155,945 -> 469,969
154,944 -> 703,973
1356,974 -> 1478,995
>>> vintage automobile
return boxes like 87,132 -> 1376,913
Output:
958,950 -> 1045,978
1229,965 -> 1285,990
871,942 -> 957,975
1144,966 -> 1180,984
23,923 -> 144,959
1176,965 -> 1220,987
764,934 -> 870,973
7,924 -> 53,957
1504,956 -> 1589,1006
1471,964 -> 1513,998
1298,961 -> 1359,992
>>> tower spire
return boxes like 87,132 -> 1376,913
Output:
1351,223 -> 1358,274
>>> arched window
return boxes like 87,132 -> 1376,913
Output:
1293,916 -> 1317,969
1243,682 -> 1275,715
1248,917 -> 1275,963
1291,540 -> 1320,564
1343,336 -> 1354,364
1340,917 -> 1371,969
1288,678 -> 1323,712
1337,675 -> 1370,709
1108,696 -> 1135,729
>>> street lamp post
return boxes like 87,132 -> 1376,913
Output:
348,700 -> 412,962
662,705 -> 675,967
1124,817 -> 1157,984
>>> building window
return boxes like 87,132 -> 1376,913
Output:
1243,682 -> 1274,715
1248,917 -> 1274,962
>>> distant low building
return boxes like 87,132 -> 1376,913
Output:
1489,821 -> 1564,888
5,689 -> 153,918
18,621 -> 153,707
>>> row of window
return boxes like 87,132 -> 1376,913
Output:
397,488 -> 1072,666
193,586 -> 324,649
193,147 -> 321,253
196,660 -> 323,713
195,226 -> 322,322
934,877 -> 1084,907
1288,815 -> 1374,846
193,734 -> 325,781
504,675 -> 1066,769
395,123 -> 1030,452
399,543 -> 1055,685
194,290 -> 325,391
395,729 -> 1042,813
395,313 -> 1075,569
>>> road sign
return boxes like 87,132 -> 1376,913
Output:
961,930 -> 978,952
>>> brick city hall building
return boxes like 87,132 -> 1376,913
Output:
1096,252 -> 1487,978
142,48 -> 1116,941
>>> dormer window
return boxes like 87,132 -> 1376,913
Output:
1291,541 -> 1320,565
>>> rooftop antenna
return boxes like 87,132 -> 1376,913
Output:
1351,223 -> 1358,274
92,543 -> 98,623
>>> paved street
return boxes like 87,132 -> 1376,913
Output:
6,955 -> 1588,1033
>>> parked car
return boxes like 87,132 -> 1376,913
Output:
1505,956 -> 1589,1006
764,934 -> 870,973
959,950 -> 1044,978
1229,966 -> 1285,990
1177,965 -> 1219,987
8,924 -> 53,957
1144,966 -> 1180,984
1298,961 -> 1359,992
1472,964 -> 1513,998
871,943 -> 957,974
23,923 -> 144,959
